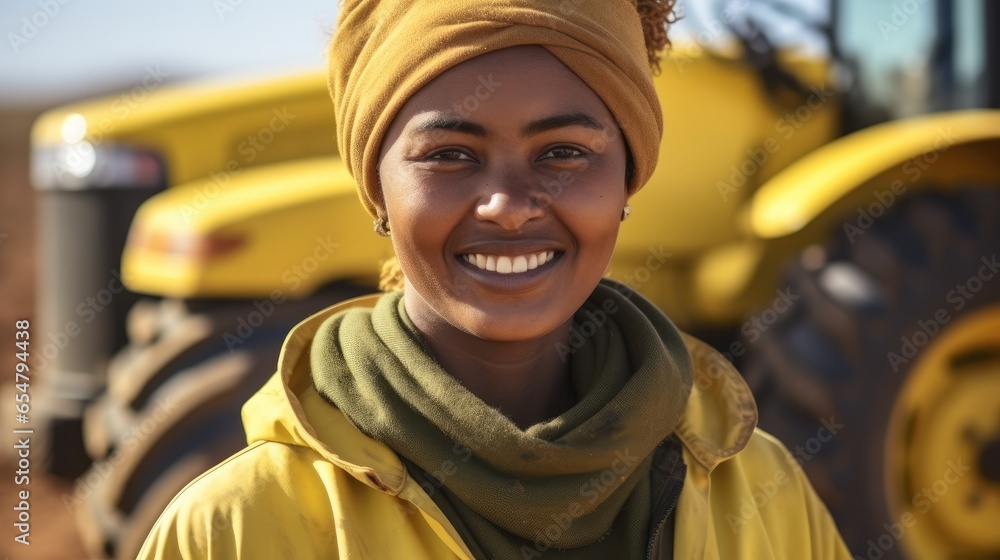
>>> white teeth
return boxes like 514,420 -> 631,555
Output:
462,251 -> 557,274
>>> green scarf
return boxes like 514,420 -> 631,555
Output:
311,278 -> 693,558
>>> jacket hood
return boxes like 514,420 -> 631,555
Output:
241,293 -> 758,492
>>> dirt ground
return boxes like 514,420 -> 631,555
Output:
0,108 -> 90,560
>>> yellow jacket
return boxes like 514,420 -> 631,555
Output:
138,295 -> 852,559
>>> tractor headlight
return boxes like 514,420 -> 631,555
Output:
31,113 -> 165,191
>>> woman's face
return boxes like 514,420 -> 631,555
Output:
377,45 -> 628,342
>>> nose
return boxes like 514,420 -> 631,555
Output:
475,175 -> 548,230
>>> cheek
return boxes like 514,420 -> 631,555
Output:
385,184 -> 466,246
578,209 -> 621,265
559,178 -> 624,244
381,177 -> 467,287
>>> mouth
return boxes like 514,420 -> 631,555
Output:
460,250 -> 557,274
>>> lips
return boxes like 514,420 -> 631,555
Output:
461,251 -> 555,274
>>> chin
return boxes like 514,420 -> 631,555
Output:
452,301 -> 571,342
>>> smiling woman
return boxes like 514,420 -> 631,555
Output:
137,1 -> 853,559
378,46 -> 630,427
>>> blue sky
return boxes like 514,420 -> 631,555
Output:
3,0 -> 965,112
0,0 -> 339,106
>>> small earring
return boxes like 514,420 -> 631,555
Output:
374,216 -> 391,237
621,205 -> 632,222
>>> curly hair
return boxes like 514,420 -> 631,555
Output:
636,0 -> 679,75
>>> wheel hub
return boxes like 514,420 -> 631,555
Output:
887,305 -> 1000,559
980,439 -> 1000,483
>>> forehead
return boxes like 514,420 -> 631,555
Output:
393,45 -> 615,130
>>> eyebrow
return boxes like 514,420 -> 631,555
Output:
414,116 -> 487,137
413,111 -> 606,138
524,113 -> 606,136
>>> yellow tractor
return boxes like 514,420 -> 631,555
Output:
29,1 -> 1000,558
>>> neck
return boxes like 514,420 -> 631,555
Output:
403,294 -> 576,430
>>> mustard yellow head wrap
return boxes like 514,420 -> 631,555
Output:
326,0 -> 669,220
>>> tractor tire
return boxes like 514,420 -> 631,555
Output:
74,283 -> 372,560
742,186 -> 1000,560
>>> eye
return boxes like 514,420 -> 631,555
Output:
428,149 -> 475,162
539,146 -> 586,161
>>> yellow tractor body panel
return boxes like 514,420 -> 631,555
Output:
30,72 -> 337,187
618,43 -> 837,256
122,158 -> 391,298
688,239 -> 768,325
748,110 -> 1000,239
686,110 -> 1000,326
598,43 -> 836,325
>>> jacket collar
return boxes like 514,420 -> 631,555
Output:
672,334 -> 758,471
242,294 -> 408,493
